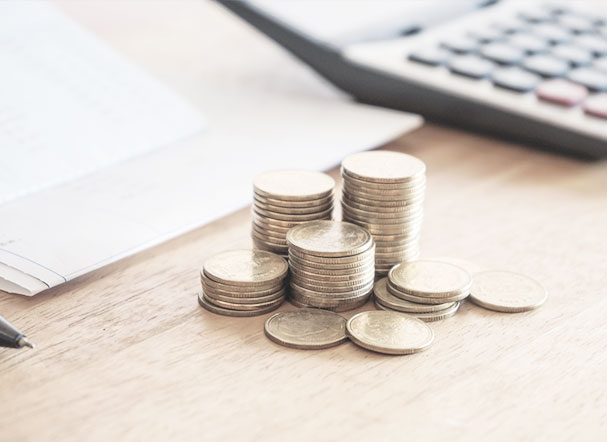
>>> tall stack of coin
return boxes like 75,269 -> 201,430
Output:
341,151 -> 426,274
286,220 -> 375,312
252,170 -> 335,257
198,249 -> 288,317
382,260 -> 471,319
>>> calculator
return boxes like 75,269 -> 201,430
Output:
220,0 -> 607,157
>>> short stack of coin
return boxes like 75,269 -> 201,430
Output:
380,260 -> 472,319
286,220 -> 375,312
341,151 -> 426,274
252,170 -> 335,257
199,249 -> 288,317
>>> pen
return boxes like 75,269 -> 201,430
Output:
0,315 -> 35,349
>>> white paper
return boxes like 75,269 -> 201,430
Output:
0,2 -> 423,296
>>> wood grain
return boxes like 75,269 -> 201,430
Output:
1,2 -> 607,441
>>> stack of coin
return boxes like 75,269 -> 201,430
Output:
252,170 -> 335,257
341,151 -> 426,274
198,249 -> 288,317
286,220 -> 375,312
385,260 -> 471,315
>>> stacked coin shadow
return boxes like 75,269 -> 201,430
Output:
375,260 -> 473,320
252,170 -> 335,257
341,151 -> 426,275
286,220 -> 375,312
199,249 -> 289,317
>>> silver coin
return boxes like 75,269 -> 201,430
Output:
388,281 -> 469,304
289,257 -> 375,276
288,245 -> 375,265
253,205 -> 333,222
252,219 -> 292,234
389,260 -> 472,298
251,238 -> 289,254
252,212 -> 328,229
290,265 -> 375,282
346,310 -> 434,355
341,172 -> 426,190
254,199 -> 333,215
342,181 -> 426,198
341,151 -> 426,184
288,295 -> 370,312
198,291 -> 283,317
288,253 -> 375,271
205,292 -> 285,311
254,193 -> 333,208
254,170 -> 335,201
343,219 -> 423,236
287,220 -> 373,257
374,299 -> 460,322
201,276 -> 284,297
342,196 -> 425,213
289,276 -> 374,293
203,287 -> 286,304
470,270 -> 548,313
251,229 -> 287,245
342,202 -> 424,220
373,277 -> 455,312
264,308 -> 348,349
251,225 -> 287,241
290,281 -> 374,299
202,249 -> 288,287
341,193 -> 416,208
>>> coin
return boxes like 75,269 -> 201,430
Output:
254,193 -> 333,208
388,281 -> 469,304
342,181 -> 426,198
203,287 -> 286,304
289,295 -> 370,312
287,221 -> 373,257
254,199 -> 333,215
198,291 -> 283,317
289,281 -> 374,299
341,172 -> 426,190
288,257 -> 375,276
289,276 -> 374,293
203,249 -> 288,287
201,275 -> 283,296
254,170 -> 335,201
290,266 -> 375,282
205,293 -> 285,311
346,311 -> 434,355
253,205 -> 333,222
342,197 -> 425,213
264,308 -> 348,349
373,278 -> 455,313
251,238 -> 288,254
470,270 -> 548,313
342,151 -> 426,184
374,300 -> 461,322
389,260 -> 472,298
288,246 -> 375,265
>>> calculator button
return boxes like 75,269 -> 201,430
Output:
492,67 -> 540,92
441,36 -> 480,54
518,8 -> 555,24
523,54 -> 570,77
507,33 -> 550,54
574,35 -> 607,56
593,57 -> 607,73
583,94 -> 607,119
551,44 -> 593,67
408,47 -> 450,66
493,18 -> 528,34
536,79 -> 589,106
558,14 -> 597,34
448,55 -> 494,79
531,23 -> 572,44
567,68 -> 607,92
480,43 -> 525,65
467,27 -> 504,43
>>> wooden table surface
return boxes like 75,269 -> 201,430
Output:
2,2 -> 607,442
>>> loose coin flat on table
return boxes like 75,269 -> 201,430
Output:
287,220 -> 373,257
342,151 -> 426,183
198,292 -> 282,317
374,278 -> 455,313
264,308 -> 348,349
470,270 -> 548,313
254,169 -> 335,201
389,260 -> 472,298
346,311 -> 434,355
203,249 -> 288,286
